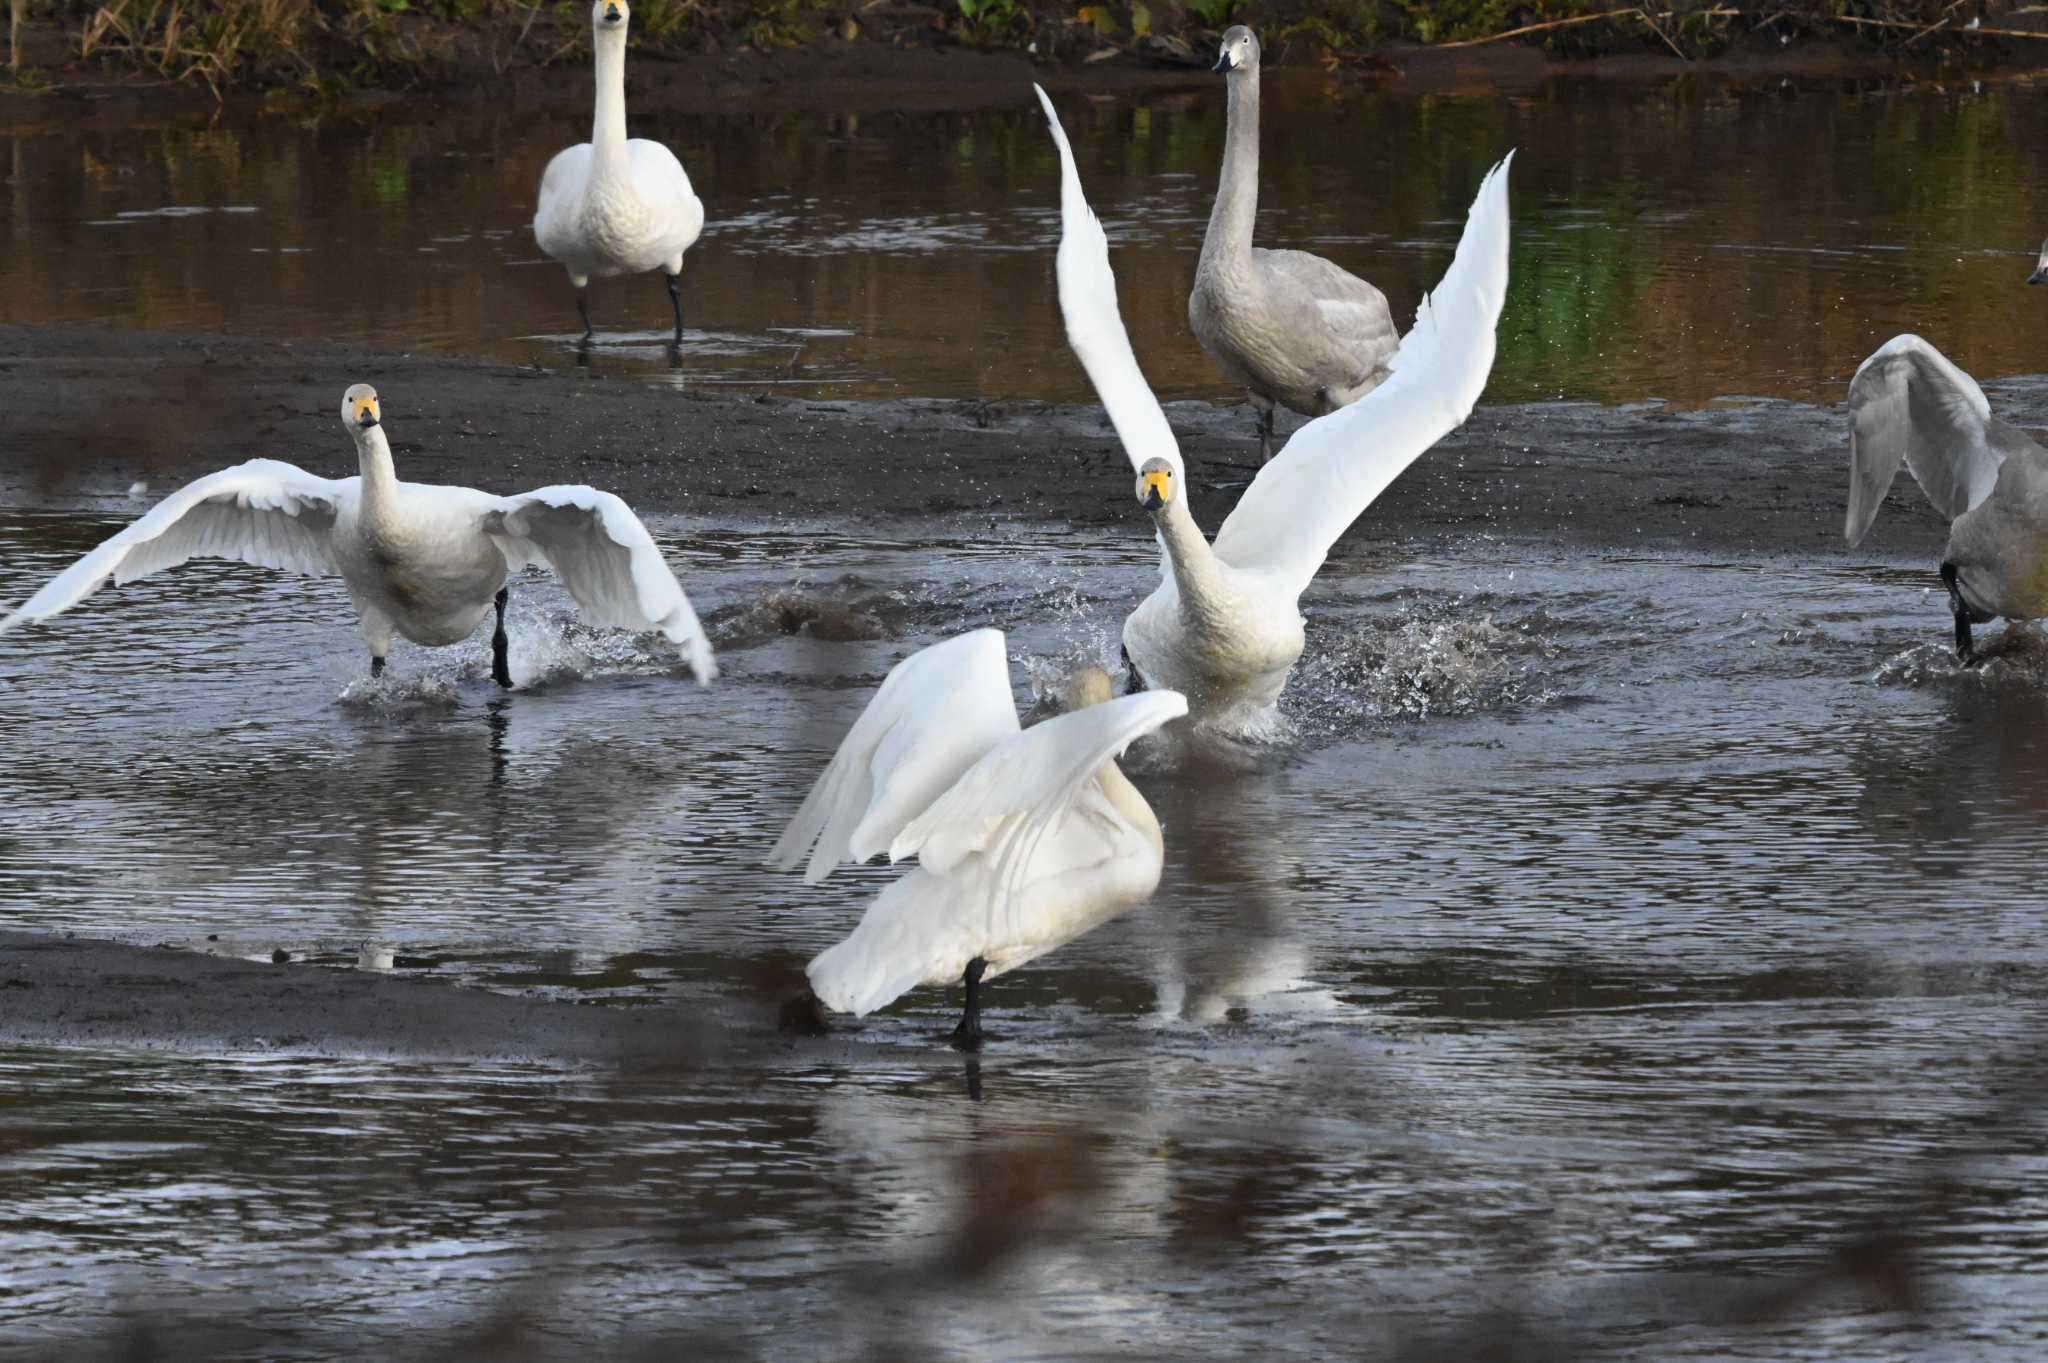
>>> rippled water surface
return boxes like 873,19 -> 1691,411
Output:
6,504 -> 2048,1356
7,74 -> 2048,402
8,68 -> 2048,1360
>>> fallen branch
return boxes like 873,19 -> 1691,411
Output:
1433,6 -> 1736,52
1833,12 -> 2048,37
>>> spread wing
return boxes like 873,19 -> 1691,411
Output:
889,689 -> 1188,911
767,629 -> 1023,884
1035,85 -> 1186,494
0,458 -> 349,634
1209,154 -> 1514,602
483,485 -> 716,685
1845,334 -> 2008,545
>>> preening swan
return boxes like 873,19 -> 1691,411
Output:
768,629 -> 1186,1049
1037,86 -> 1511,726
533,0 -> 706,345
1191,26 -> 1400,461
0,384 -> 717,688
1846,334 -> 2048,664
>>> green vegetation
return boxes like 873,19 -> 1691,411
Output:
3,0 -> 2043,98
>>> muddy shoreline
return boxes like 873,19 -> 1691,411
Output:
0,324 -> 1961,562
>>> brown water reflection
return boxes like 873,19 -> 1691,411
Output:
6,75 -> 2048,405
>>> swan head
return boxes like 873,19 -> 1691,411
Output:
1064,666 -> 1115,711
1213,25 -> 1258,75
341,383 -> 382,434
2031,236 -> 2048,285
594,0 -> 627,31
1135,457 -> 1176,515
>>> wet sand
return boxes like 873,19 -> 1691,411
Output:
0,324 -> 1958,559
0,321 -> 1974,1060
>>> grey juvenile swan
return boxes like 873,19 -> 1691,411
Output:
1189,25 -> 1400,461
1846,334 -> 2048,664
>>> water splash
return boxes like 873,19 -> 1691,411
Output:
1288,612 -> 1551,734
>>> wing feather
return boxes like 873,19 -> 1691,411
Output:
0,459 -> 348,634
484,486 -> 716,684
1208,155 -> 1514,601
1845,334 -> 2004,544
1035,86 -> 1186,492
767,629 -> 1022,885
888,690 -> 1188,919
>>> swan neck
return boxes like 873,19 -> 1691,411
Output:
357,428 -> 400,513
1096,759 -> 1163,857
1152,495 -> 1228,617
1202,74 -> 1259,270
590,26 -> 629,178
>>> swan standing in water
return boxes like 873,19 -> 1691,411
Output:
768,629 -> 1186,1049
0,384 -> 717,688
2029,238 -> 2048,285
1846,334 -> 2048,665
1190,26 -> 1400,461
533,0 -> 705,346
1037,86 -> 1511,727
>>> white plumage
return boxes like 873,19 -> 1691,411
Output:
533,0 -> 705,344
768,629 -> 1186,1044
0,383 -> 716,688
1845,333 -> 2048,663
1037,85 -> 1513,726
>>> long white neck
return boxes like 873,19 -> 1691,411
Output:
1200,71 -> 1259,274
356,426 -> 401,522
1095,759 -> 1163,857
590,25 -> 629,181
1150,495 -> 1233,629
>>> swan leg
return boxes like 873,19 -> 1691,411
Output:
1941,562 -> 1981,667
575,283 -> 593,343
949,956 -> 989,1052
492,587 -> 514,689
664,271 -> 684,345
1253,399 -> 1275,462
1121,643 -> 1145,695
370,655 -> 386,679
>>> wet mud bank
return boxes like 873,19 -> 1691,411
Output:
0,930 -> 820,1065
0,324 -> 1971,562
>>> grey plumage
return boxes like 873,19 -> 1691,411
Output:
1846,333 -> 2048,660
1189,25 -> 1399,460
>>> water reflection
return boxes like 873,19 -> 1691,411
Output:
6,77 -> 2048,405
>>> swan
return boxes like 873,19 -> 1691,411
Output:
1190,26 -> 1401,461
767,629 -> 1186,1049
0,383 -> 717,688
1845,334 -> 2048,665
533,0 -> 706,346
1037,86 -> 1512,726
2030,237 -> 2048,285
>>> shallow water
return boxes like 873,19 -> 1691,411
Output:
5,505 -> 2048,1356
7,74 -> 2048,404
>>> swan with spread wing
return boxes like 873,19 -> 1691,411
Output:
769,629 -> 1186,1049
0,384 -> 716,688
1036,87 -> 1512,726
1846,334 -> 2048,664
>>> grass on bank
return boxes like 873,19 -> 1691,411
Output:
5,0 -> 2047,94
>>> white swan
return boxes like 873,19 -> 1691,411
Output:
1036,86 -> 1512,726
1846,334 -> 2048,664
0,383 -> 716,687
2030,237 -> 2048,286
533,0 -> 706,345
768,629 -> 1186,1048
1191,26 -> 1400,461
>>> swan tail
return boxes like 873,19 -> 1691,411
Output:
805,874 -> 961,1017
